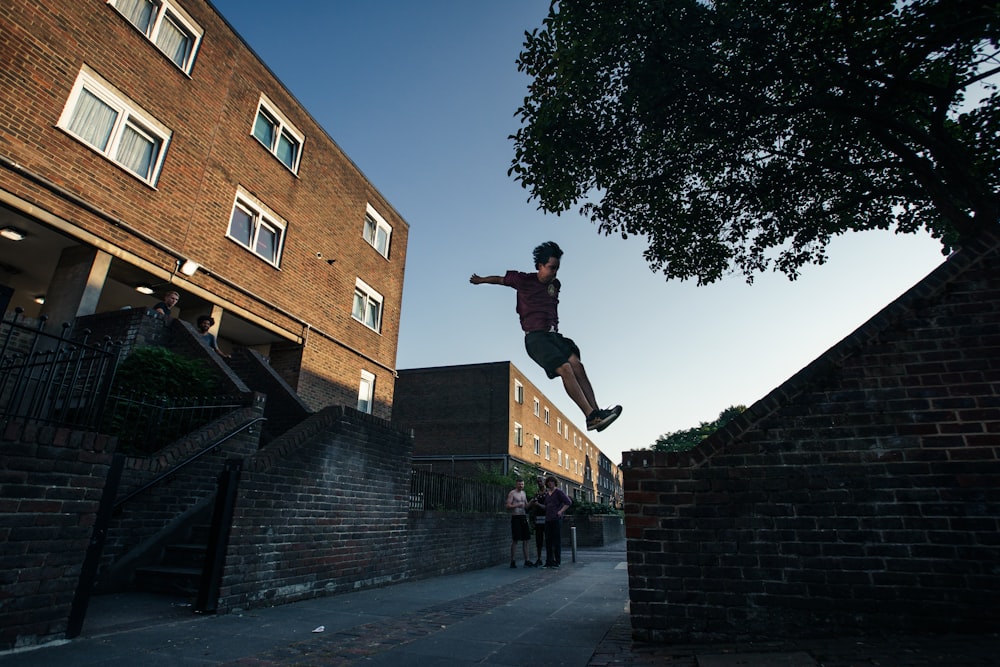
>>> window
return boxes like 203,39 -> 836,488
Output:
58,67 -> 171,185
545,442 -> 551,460
533,398 -> 540,417
226,188 -> 286,266
514,380 -> 524,404
109,0 -> 203,73
357,370 -> 375,414
363,204 -> 392,258
557,418 -> 562,435
252,95 -> 304,172
544,408 -> 550,425
513,423 -> 523,447
352,278 -> 383,332
533,435 -> 540,455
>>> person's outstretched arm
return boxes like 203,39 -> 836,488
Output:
470,274 -> 504,285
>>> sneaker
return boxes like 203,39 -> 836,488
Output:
524,561 -> 534,568
510,561 -> 517,569
534,559 -> 543,567
586,405 -> 622,432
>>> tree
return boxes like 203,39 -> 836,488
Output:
511,0 -> 1000,284
652,405 -> 746,452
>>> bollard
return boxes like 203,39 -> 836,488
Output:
571,526 -> 577,563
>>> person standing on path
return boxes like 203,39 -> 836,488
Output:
470,241 -> 622,432
543,475 -> 572,568
506,478 -> 533,568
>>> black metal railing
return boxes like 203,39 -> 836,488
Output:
102,392 -> 247,456
409,469 -> 507,513
0,308 -> 120,430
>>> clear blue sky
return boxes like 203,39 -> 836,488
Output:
212,1 -> 947,464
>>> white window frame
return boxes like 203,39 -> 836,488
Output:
513,423 -> 523,447
533,435 -> 540,455
252,94 -> 304,173
108,0 -> 203,73
226,187 -> 286,267
57,67 -> 171,186
557,418 -> 562,435
533,398 -> 540,417
357,370 -> 375,414
545,442 -> 551,460
352,278 -> 384,332
544,408 -> 550,425
363,204 -> 392,258
514,380 -> 524,404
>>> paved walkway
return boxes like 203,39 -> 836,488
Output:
2,544 -> 998,666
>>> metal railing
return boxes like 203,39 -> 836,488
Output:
102,392 -> 248,456
409,469 -> 507,513
0,308 -> 120,430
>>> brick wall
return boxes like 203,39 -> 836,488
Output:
0,421 -> 114,650
1,405 -> 513,650
217,407 -> 511,612
623,231 -> 1000,643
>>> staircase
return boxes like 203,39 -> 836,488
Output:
133,524 -> 209,597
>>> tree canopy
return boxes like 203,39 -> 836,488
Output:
652,405 -> 746,452
510,0 -> 1000,284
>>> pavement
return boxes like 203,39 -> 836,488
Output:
2,542 -> 999,666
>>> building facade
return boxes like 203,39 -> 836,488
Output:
0,0 -> 407,418
392,362 -> 623,505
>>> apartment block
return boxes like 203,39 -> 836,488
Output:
0,0 -> 407,417
392,362 -> 623,505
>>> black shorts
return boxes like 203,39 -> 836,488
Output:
524,332 -> 580,379
511,515 -> 531,541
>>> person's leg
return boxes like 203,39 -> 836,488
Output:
534,521 -> 544,563
553,519 -> 562,565
544,521 -> 557,565
567,354 -> 598,413
554,361 -> 597,417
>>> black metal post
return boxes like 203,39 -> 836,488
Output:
195,458 -> 243,614
67,453 -> 124,638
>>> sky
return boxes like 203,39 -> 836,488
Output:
210,1 -> 948,465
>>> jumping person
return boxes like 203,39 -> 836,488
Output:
470,241 -> 621,432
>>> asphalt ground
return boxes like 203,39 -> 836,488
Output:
1,543 -> 998,666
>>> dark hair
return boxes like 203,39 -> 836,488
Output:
532,241 -> 563,268
197,315 -> 214,326
545,475 -> 558,486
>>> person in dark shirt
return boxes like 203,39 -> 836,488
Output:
196,315 -> 230,359
470,241 -> 621,432
150,290 -> 179,319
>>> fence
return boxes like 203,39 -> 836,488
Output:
102,392 -> 248,456
0,308 -> 120,430
409,469 -> 507,513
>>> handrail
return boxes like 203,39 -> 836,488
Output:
113,416 -> 267,510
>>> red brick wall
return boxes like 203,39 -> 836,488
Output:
218,407 -> 509,610
0,422 -> 114,650
623,231 -> 1000,642
0,0 -> 405,414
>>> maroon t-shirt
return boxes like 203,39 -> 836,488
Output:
503,270 -> 560,333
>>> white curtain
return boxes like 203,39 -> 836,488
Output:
116,0 -> 155,34
156,15 -> 191,67
67,89 -> 117,151
116,124 -> 156,178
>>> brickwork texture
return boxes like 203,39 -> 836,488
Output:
622,230 -> 1000,643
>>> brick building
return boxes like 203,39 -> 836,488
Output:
0,0 -> 407,417
392,362 -> 623,505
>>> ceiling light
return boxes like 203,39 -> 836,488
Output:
179,259 -> 200,276
33,295 -> 45,305
0,227 -> 27,241
135,284 -> 154,295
